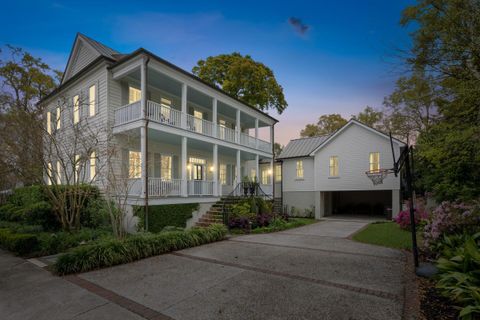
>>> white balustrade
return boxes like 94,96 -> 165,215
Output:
114,101 -> 141,125
240,132 -> 257,149
217,126 -> 237,143
186,114 -> 214,137
188,180 -> 214,196
148,178 -> 182,197
257,139 -> 272,152
147,101 -> 182,128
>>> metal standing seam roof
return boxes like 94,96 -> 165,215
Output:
78,33 -> 121,60
277,135 -> 330,159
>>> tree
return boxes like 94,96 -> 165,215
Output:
300,114 -> 347,137
352,106 -> 384,130
383,72 -> 439,141
192,52 -> 287,114
0,46 -> 60,188
395,0 -> 480,201
273,143 -> 283,157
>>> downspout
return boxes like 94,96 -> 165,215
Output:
144,57 -> 150,231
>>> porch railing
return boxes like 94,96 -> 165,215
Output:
114,101 -> 141,124
186,114 -> 214,137
188,180 -> 214,196
148,178 -> 182,197
217,125 -> 236,143
114,100 -> 273,153
147,101 -> 182,127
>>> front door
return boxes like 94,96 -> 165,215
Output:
193,163 -> 204,180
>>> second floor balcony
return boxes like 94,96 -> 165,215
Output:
110,58 -> 275,155
114,100 -> 273,153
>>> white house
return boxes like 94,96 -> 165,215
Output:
277,119 -> 405,219
39,34 -> 277,214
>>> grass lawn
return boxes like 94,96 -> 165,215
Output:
352,222 -> 417,250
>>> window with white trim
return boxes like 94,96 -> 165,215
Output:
329,156 -> 339,177
56,161 -> 62,184
261,168 -> 269,185
161,155 -> 172,180
73,95 -> 80,124
250,169 -> 256,180
56,107 -> 61,129
219,164 -> 227,185
296,160 -> 304,178
129,151 -> 141,179
47,111 -> 52,134
275,164 -> 282,181
89,85 -> 96,117
90,151 -> 96,180
129,87 -> 141,104
369,152 -> 380,172
47,162 -> 52,185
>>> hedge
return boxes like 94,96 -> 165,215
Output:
0,229 -> 39,255
134,203 -> 199,232
54,224 -> 227,275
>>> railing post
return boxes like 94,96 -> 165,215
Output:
212,98 -> 217,138
236,109 -> 241,143
213,144 -> 218,196
255,119 -> 259,149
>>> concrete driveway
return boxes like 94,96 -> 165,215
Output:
1,219 -> 407,320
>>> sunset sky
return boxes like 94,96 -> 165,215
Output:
1,0 -> 414,145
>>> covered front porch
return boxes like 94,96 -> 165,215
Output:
114,129 -> 274,200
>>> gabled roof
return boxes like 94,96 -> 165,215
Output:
277,135 -> 330,159
61,33 -> 122,84
308,119 -> 406,156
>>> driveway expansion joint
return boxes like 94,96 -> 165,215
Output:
65,275 -> 174,320
172,252 -> 400,301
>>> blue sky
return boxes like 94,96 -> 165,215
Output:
0,0 -> 414,144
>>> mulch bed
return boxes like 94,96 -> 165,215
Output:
417,275 -> 458,320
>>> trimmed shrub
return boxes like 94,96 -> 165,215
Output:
0,229 -> 39,255
22,201 -> 59,231
36,228 -> 111,256
134,203 -> 199,232
0,221 -> 43,234
394,208 -> 428,230
54,224 -> 227,275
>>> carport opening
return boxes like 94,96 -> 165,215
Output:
328,191 -> 392,219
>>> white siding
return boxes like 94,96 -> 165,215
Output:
282,157 -> 315,192
64,41 -> 100,82
313,123 -> 401,191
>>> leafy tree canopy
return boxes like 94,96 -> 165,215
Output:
300,114 -> 347,137
352,106 -> 384,129
192,52 -> 287,114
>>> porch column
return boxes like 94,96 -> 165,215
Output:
140,58 -> 148,200
236,109 -> 241,143
236,150 -> 241,185
213,144 -> 218,196
181,137 -> 188,197
255,119 -> 259,148
212,98 -> 218,138
255,154 -> 259,182
181,83 -> 187,129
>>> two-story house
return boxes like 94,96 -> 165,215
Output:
40,34 -> 277,220
277,119 -> 405,219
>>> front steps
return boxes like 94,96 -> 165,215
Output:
195,196 -> 243,227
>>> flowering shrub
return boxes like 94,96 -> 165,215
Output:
394,208 -> 428,230
423,201 -> 480,249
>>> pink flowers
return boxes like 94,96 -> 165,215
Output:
394,208 -> 428,230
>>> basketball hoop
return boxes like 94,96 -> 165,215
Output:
365,169 -> 392,185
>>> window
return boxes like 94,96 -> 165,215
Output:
369,152 -> 380,172
161,155 -> 172,180
296,160 -> 304,178
73,95 -> 80,124
329,156 -> 339,177
47,111 -> 52,134
74,154 -> 80,182
189,157 -> 205,180
219,164 -> 227,185
160,98 -> 171,122
129,87 -> 141,104
194,110 -> 203,133
47,162 -> 52,185
275,164 -> 282,181
89,85 -> 96,117
56,107 -> 61,129
250,169 -> 256,180
261,168 -> 269,185
56,161 -> 62,184
218,119 -> 227,139
129,151 -> 141,178
90,151 -> 96,180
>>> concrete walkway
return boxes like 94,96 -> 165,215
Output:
1,219 -> 407,320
